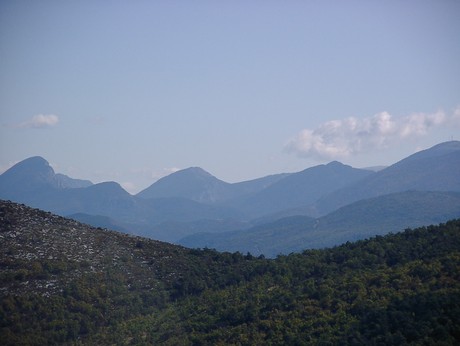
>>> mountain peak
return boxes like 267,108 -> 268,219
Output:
0,157 -> 94,199
87,181 -> 129,195
0,156 -> 56,192
137,167 -> 230,202
178,167 -> 214,178
8,156 -> 52,172
326,161 -> 346,168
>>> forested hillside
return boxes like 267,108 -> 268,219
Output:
1,200 -> 459,345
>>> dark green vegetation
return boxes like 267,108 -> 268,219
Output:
1,200 -> 459,345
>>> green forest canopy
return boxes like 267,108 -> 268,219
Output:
1,201 -> 459,345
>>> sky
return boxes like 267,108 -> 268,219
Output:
1,0 -> 459,194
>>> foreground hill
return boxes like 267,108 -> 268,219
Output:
179,190 -> 460,257
1,200 -> 459,344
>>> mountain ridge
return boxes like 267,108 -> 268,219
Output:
0,141 -> 459,255
137,167 -> 291,204
225,160 -> 374,218
178,190 -> 460,257
316,141 -> 460,215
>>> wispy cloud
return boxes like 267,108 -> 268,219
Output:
285,108 -> 459,160
15,114 -> 59,129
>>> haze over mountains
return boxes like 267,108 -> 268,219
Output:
181,190 -> 460,257
1,141 -> 459,256
316,140 -> 460,215
137,166 -> 290,204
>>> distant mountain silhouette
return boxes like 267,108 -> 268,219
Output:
0,159 -> 243,231
225,161 -> 374,218
316,141 -> 460,215
137,162 -> 374,220
53,182 -> 142,221
0,157 -> 57,194
179,190 -> 460,257
0,156 -> 93,206
2,141 -> 459,256
55,173 -> 92,189
362,165 -> 387,172
227,173 -> 291,198
137,167 -> 289,204
137,167 -> 233,203
0,156 -> 92,192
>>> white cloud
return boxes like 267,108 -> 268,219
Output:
451,106 -> 460,126
16,114 -> 59,129
285,109 -> 457,160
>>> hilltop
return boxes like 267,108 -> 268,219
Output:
1,200 -> 459,344
1,141 -> 459,255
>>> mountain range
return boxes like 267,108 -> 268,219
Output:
316,140 -> 460,215
1,141 -> 459,255
180,190 -> 460,257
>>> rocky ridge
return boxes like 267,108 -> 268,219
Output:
0,200 -> 190,298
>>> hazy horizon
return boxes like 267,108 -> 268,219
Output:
1,1 -> 459,193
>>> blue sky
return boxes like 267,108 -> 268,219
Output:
1,1 -> 459,193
